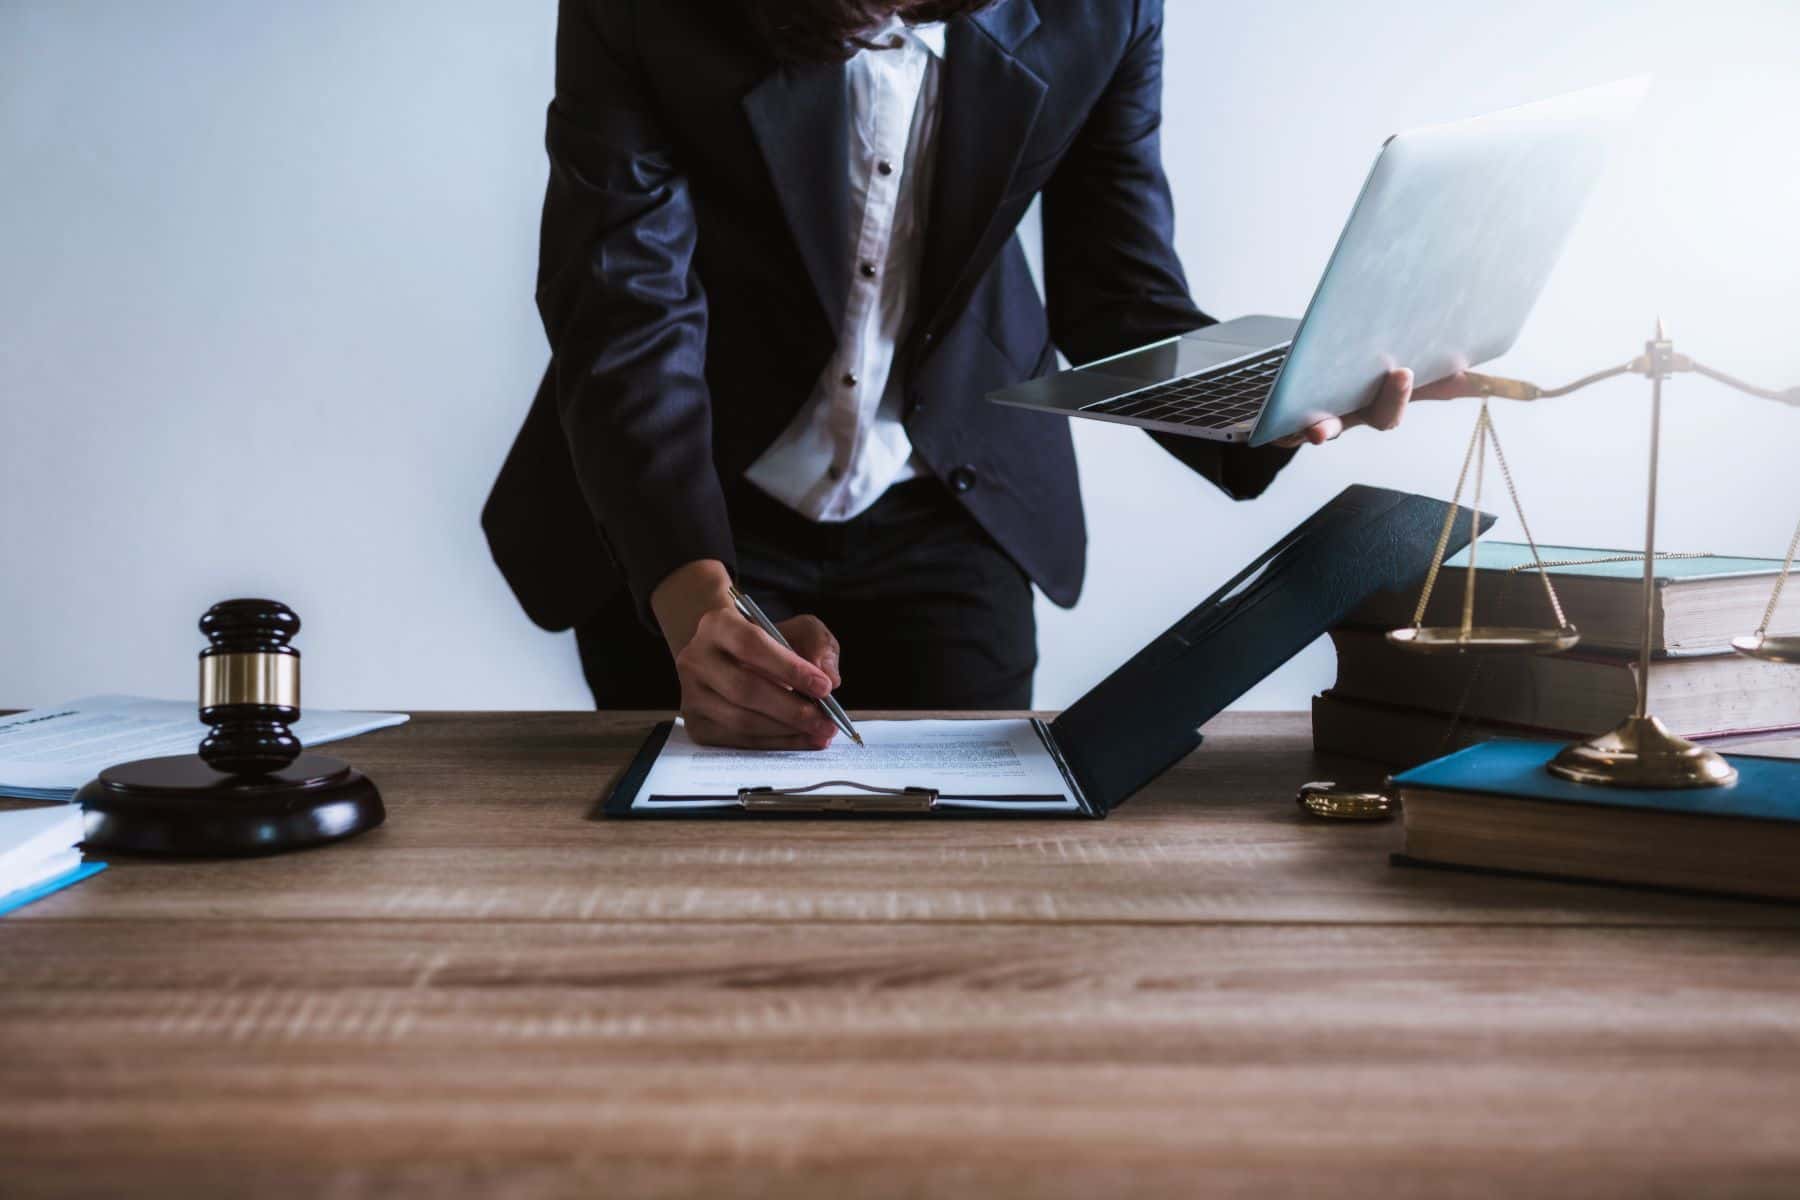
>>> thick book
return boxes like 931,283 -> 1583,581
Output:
1344,542 -> 1799,656
1327,627 -> 1800,737
1392,740 -> 1800,902
607,485 -> 1493,817
0,801 -> 103,916
1312,690 -> 1800,770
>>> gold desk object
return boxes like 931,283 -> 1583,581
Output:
1295,781 -> 1397,822
1732,633 -> 1800,665
1412,319 -> 1796,790
1386,626 -> 1580,656
1733,518 -> 1800,664
1388,394 -> 1582,657
738,782 -> 939,813
198,650 -> 300,711
1546,714 -> 1738,789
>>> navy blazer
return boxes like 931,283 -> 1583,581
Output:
483,0 -> 1294,632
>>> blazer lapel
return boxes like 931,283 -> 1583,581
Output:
915,0 -> 1046,348
742,60 -> 852,338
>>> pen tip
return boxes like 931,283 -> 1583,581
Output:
852,733 -> 865,747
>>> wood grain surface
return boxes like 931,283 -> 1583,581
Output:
4,711 -> 1799,1199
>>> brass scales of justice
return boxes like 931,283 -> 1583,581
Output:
1389,318 -> 1800,790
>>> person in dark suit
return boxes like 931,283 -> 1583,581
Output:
484,0 -> 1460,747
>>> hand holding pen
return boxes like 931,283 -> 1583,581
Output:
647,559 -> 856,750
730,586 -> 863,747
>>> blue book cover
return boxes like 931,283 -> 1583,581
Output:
0,860 -> 106,917
1439,543 -> 1784,584
1392,740 -> 1800,824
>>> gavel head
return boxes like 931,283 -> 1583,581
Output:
197,599 -> 303,775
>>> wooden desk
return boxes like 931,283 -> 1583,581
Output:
5,712 -> 1800,1198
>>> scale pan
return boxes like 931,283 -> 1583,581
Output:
1732,634 -> 1800,664
1387,626 -> 1581,655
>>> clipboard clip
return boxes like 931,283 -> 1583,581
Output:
737,780 -> 939,813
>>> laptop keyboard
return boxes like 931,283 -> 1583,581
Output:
1082,345 -> 1290,431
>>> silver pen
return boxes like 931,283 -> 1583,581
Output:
728,585 -> 864,747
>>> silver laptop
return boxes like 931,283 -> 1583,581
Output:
991,78 -> 1647,447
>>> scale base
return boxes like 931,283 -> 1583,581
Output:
1547,714 -> 1738,789
77,752 -> 384,856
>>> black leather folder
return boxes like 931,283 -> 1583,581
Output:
606,485 -> 1494,818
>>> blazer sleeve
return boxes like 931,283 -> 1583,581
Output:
1040,0 -> 1295,500
537,0 -> 734,623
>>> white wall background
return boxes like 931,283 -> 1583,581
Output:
3,1 -> 1798,712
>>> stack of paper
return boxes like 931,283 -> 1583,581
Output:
629,718 -> 1085,813
0,803 -> 103,916
0,695 -> 409,802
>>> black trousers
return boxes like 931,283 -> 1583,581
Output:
575,477 -> 1036,710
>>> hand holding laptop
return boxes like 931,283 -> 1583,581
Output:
1273,366 -> 1481,448
992,80 -> 1646,449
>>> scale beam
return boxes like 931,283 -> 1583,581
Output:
1397,320 -> 1799,789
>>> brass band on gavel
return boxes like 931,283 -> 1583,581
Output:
199,651 -> 300,711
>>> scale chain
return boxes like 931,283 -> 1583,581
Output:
1411,403 -> 1489,628
1462,407 -> 1490,637
1757,518 -> 1800,638
1483,411 -> 1572,632
1508,552 -> 1714,571
1410,401 -> 1570,637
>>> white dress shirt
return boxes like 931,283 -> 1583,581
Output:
744,18 -> 945,522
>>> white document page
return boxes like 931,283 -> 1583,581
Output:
0,804 -> 86,890
634,718 -> 1082,812
0,696 -> 409,800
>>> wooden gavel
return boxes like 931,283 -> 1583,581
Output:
78,598 -> 385,857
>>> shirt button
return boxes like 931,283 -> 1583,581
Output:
948,465 -> 978,493
859,262 -> 877,279
841,372 -> 858,387
877,160 -> 894,176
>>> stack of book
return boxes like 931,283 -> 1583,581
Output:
1314,543 -> 1800,768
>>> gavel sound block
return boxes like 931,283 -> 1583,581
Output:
78,599 -> 385,856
